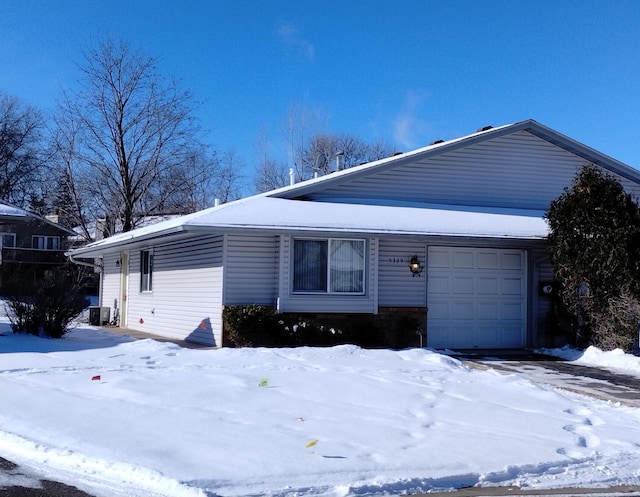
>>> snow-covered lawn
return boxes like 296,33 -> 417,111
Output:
1,318 -> 640,497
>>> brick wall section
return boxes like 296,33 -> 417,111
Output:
294,308 -> 426,348
376,307 -> 427,348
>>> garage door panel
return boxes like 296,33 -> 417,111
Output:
451,326 -> 474,348
429,275 -> 450,294
427,246 -> 526,349
476,326 -> 501,348
478,252 -> 499,269
453,276 -> 474,294
453,251 -> 474,268
477,277 -> 498,295
429,250 -> 450,268
502,277 -> 524,295
477,301 -> 498,319
428,301 -> 451,319
502,252 -> 524,270
427,324 -> 451,349
501,301 -> 524,320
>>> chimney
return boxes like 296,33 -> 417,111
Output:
289,168 -> 295,185
335,152 -> 344,171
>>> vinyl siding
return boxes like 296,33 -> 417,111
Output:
278,234 -> 376,313
303,131 -> 640,210
531,246 -> 557,347
378,238 -> 426,307
124,234 -> 224,346
101,253 -> 121,323
224,233 -> 279,305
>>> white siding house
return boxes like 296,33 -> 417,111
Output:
68,120 -> 640,349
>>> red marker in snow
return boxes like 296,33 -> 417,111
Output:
91,375 -> 101,381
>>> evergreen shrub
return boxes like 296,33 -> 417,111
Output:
545,163 -> 640,351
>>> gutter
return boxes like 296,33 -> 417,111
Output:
67,253 -> 103,270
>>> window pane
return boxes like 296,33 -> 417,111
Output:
32,236 -> 44,249
330,240 -> 365,293
1,234 -> 15,248
293,240 -> 327,292
140,250 -> 153,292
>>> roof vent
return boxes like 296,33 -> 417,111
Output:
476,125 -> 493,132
335,151 -> 345,171
392,151 -> 403,156
429,139 -> 445,145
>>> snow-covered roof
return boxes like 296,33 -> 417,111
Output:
0,201 -> 32,221
69,195 -> 548,256
75,118 -> 634,258
0,201 -> 77,235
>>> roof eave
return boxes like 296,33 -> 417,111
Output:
67,225 -> 190,258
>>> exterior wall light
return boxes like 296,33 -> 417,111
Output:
409,255 -> 424,277
115,258 -> 121,268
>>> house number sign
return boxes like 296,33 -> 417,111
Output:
388,257 -> 405,263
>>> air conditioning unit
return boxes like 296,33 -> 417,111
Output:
89,306 -> 111,326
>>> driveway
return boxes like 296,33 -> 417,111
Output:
0,457 -> 94,497
453,350 -> 640,408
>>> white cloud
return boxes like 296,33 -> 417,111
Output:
278,21 -> 315,60
393,89 -> 431,150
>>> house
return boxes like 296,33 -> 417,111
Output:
0,202 -> 76,292
67,120 -> 640,349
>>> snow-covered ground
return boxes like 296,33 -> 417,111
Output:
1,318 -> 640,497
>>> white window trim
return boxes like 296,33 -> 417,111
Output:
1,233 -> 16,248
140,249 -> 153,293
32,235 -> 60,250
292,237 -> 366,296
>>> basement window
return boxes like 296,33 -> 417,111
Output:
293,238 -> 365,294
140,249 -> 153,292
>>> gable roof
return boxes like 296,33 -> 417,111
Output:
68,119 -> 640,258
267,119 -> 640,200
0,201 -> 76,234
0,201 -> 34,223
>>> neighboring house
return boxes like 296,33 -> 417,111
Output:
67,120 -> 640,349
0,202 -> 76,292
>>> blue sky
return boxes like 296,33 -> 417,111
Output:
2,0 -> 640,181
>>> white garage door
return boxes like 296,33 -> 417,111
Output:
427,247 -> 526,349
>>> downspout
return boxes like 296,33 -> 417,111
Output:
68,253 -> 104,309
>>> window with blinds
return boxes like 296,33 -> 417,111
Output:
293,238 -> 365,294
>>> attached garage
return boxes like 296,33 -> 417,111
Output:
427,246 -> 527,349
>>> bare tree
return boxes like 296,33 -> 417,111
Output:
0,93 -> 46,208
253,105 -> 395,192
214,149 -> 245,203
253,128 -> 289,192
294,132 -> 395,181
55,39 -> 214,235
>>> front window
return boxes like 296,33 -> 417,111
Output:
293,238 -> 365,294
140,249 -> 153,292
1,233 -> 16,248
32,235 -> 60,250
